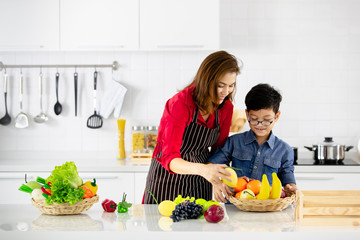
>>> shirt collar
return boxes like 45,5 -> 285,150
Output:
245,130 -> 275,149
267,131 -> 275,149
185,85 -> 196,109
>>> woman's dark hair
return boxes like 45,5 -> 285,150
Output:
245,83 -> 282,113
184,50 -> 240,114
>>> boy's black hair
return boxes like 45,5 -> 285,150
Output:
245,83 -> 282,113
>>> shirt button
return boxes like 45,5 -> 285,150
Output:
254,166 -> 257,169
257,152 -> 260,155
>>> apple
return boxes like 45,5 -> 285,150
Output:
280,189 -> 287,198
204,205 -> 224,223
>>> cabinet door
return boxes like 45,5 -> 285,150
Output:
134,172 -> 147,204
60,0 -> 139,50
80,172 -> 135,204
295,173 -> 360,190
0,172 -> 48,204
140,0 -> 219,50
0,0 -> 59,51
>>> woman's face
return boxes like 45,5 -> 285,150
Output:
217,72 -> 237,104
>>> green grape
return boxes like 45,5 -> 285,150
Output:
173,195 -> 185,205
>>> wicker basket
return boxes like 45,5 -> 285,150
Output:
229,192 -> 295,212
31,195 -> 99,215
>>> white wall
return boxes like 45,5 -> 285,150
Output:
0,0 -> 359,157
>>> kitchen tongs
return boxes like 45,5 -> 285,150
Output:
87,71 -> 103,129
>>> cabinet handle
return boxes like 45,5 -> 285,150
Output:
0,45 -> 46,49
0,176 -> 34,180
157,45 -> 204,48
296,176 -> 335,180
77,45 -> 124,49
81,176 -> 118,180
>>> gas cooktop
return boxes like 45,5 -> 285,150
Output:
294,158 -> 360,166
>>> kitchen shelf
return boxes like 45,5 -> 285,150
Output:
0,61 -> 119,71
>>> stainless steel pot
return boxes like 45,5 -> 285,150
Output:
304,137 -> 353,161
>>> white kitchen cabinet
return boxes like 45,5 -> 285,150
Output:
140,0 -> 219,50
295,173 -> 360,190
0,0 -> 60,51
0,172 -> 48,204
134,172 -> 147,204
60,0 -> 139,50
79,172 -> 135,203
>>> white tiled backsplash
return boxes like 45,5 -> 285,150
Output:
0,0 -> 359,156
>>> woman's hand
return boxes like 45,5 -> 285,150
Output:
200,164 -> 232,186
213,182 -> 232,203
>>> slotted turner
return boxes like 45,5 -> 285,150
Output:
15,73 -> 29,129
87,71 -> 103,129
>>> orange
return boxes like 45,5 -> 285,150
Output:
234,191 -> 242,199
247,180 -> 261,195
234,178 -> 248,193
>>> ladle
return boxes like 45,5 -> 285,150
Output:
0,72 -> 11,125
15,73 -> 29,128
54,72 -> 62,115
34,72 -> 48,123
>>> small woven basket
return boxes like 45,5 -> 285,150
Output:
229,192 -> 295,212
31,195 -> 99,215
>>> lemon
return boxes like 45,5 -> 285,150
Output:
222,167 -> 238,188
158,200 -> 176,217
239,189 -> 256,199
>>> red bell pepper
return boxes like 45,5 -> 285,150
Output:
102,199 -> 117,212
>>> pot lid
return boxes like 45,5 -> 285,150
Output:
317,137 -> 339,146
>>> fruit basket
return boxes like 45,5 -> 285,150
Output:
31,195 -> 99,215
229,192 -> 295,212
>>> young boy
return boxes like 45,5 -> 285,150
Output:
208,83 -> 297,203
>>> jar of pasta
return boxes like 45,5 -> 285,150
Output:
146,126 -> 158,153
132,126 -> 145,153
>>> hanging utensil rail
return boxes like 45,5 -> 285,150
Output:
0,61 -> 119,71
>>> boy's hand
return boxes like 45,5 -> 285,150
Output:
213,182 -> 232,203
285,183 -> 297,194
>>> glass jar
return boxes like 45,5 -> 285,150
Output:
132,126 -> 145,153
146,126 -> 158,152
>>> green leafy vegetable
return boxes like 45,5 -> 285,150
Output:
46,161 -> 83,189
19,184 -> 32,193
45,161 -> 85,206
36,176 -> 46,184
118,193 -> 132,213
46,182 -> 85,205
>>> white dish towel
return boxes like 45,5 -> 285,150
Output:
99,79 -> 127,119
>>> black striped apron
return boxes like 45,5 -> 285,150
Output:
143,107 -> 220,204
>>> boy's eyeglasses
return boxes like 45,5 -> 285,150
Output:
248,119 -> 274,127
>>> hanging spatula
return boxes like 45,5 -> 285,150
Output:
87,71 -> 103,129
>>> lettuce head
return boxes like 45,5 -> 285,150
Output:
46,161 -> 83,188
45,161 -> 84,205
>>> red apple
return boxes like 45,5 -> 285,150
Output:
280,189 -> 287,198
204,205 -> 224,223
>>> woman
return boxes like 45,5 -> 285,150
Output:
143,51 -> 242,203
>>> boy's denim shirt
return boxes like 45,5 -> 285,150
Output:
208,130 -> 296,185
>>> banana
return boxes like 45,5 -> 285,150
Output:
256,174 -> 270,200
270,172 -> 282,199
